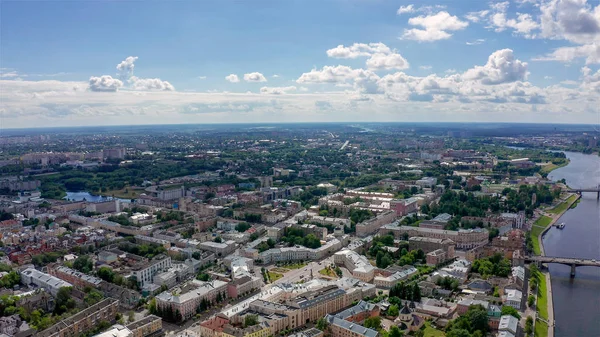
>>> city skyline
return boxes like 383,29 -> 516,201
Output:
1,0 -> 600,128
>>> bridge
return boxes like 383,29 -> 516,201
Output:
567,185 -> 600,199
525,256 -> 600,277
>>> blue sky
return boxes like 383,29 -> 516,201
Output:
1,0 -> 599,127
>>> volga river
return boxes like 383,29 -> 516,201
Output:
545,152 -> 600,337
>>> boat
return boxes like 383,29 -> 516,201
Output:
557,222 -> 565,229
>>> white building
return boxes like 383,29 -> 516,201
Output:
132,255 -> 172,288
198,240 -> 237,256
373,266 -> 418,289
20,268 -> 72,296
333,250 -> 375,282
502,289 -> 523,310
498,315 -> 519,336
156,279 -> 228,319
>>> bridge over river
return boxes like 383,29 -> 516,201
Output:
567,185 -> 600,199
524,255 -> 600,277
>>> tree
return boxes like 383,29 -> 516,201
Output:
364,316 -> 382,330
412,282 -> 421,302
446,329 -> 472,337
244,314 -> 258,327
527,295 -> 535,307
387,304 -> 399,317
389,325 -> 404,337
84,288 -> 103,305
525,316 -> 534,335
316,317 -> 328,331
54,287 -> 76,315
501,306 -> 521,319
128,311 -> 135,323
97,266 -> 115,283
214,236 -> 223,243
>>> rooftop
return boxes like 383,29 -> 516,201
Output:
325,315 -> 378,337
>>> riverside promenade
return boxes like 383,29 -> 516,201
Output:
536,193 -> 580,337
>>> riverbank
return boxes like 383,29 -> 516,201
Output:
532,193 -> 580,337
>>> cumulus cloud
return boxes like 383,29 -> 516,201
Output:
540,0 -> 600,45
116,56 -> 138,80
243,72 -> 267,82
128,76 -> 175,91
534,42 -> 600,64
296,65 -> 380,93
397,5 -> 415,15
326,42 -> 409,70
465,10 -> 490,23
225,74 -> 240,83
88,75 -> 123,92
463,49 -> 528,84
260,86 -> 297,94
0,70 -> 20,78
401,11 -> 469,42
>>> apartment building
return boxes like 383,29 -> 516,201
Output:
35,298 -> 119,337
48,265 -> 102,289
373,266 -> 418,289
324,315 -> 378,337
126,315 -> 163,337
293,286 -> 347,324
258,237 -> 343,264
355,211 -> 396,237
381,225 -> 488,250
132,255 -> 172,288
408,236 -> 455,258
20,268 -> 72,297
199,240 -> 237,256
334,250 -> 375,282
155,280 -> 228,319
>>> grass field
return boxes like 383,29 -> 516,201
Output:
548,194 -> 578,214
318,268 -> 337,278
99,187 -> 144,199
423,321 -> 446,337
534,320 -> 548,337
281,262 -> 307,270
530,216 -> 552,255
537,273 -> 549,320
267,271 -> 283,282
539,160 -> 568,174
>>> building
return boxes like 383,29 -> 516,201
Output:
409,236 -> 455,257
20,268 -> 72,297
324,314 -> 378,337
373,266 -> 418,289
126,315 -> 163,337
356,211 -> 396,237
382,225 -> 488,250
498,315 -> 519,336
103,148 -> 126,159
132,255 -> 172,288
199,240 -> 237,256
333,300 -> 380,322
334,250 -> 375,282
227,275 -> 262,299
35,298 -> 119,337
293,285 -> 347,323
155,280 -> 229,320
502,289 -> 523,310
390,198 -> 419,216
426,249 -> 448,266
199,316 -> 229,337
93,325 -> 133,337
48,265 -> 102,290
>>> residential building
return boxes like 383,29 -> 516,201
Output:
199,316 -> 229,337
48,265 -> 102,289
502,289 -> 523,310
35,298 -> 119,337
373,266 -> 418,289
199,240 -> 237,256
227,274 -> 262,299
132,255 -> 172,288
498,315 -> 519,336
426,249 -> 448,266
324,314 -> 378,337
334,250 -> 375,282
389,198 -> 419,217
333,300 -> 380,322
409,236 -> 455,258
356,211 -> 396,237
126,315 -> 163,337
155,280 -> 229,320
382,225 -> 488,250
20,268 -> 72,297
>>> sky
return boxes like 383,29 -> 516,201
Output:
1,0 -> 599,128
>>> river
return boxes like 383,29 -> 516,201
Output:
545,151 -> 600,337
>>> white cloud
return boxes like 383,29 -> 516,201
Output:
225,74 -> 240,83
326,42 -> 409,70
272,74 -> 280,78
402,11 -> 469,42
326,43 -> 392,58
88,75 -> 123,92
116,56 -> 138,80
198,76 -> 207,80
533,42 -> 600,64
397,5 -> 415,15
540,0 -> 600,45
296,65 -> 380,93
465,10 -> 490,23
466,39 -> 486,45
463,49 -> 528,84
244,72 -> 267,82
0,71 -> 20,78
544,76 -> 554,79
128,76 -> 175,91
419,65 -> 433,70
260,86 -> 297,94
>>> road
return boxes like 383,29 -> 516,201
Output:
272,256 -> 335,284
